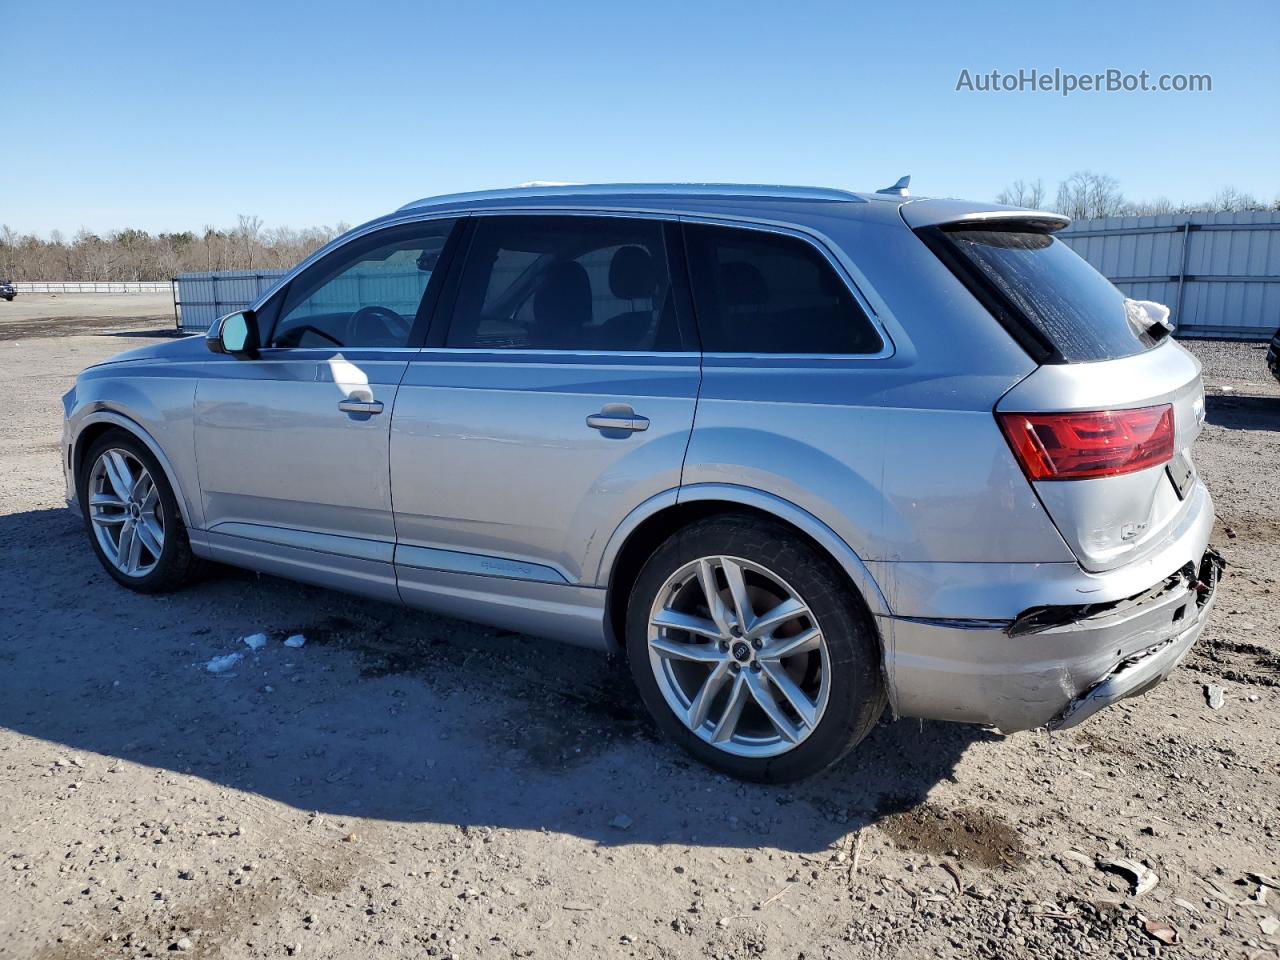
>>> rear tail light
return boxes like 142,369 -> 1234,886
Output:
997,404 -> 1174,481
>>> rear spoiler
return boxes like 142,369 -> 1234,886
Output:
900,198 -> 1070,233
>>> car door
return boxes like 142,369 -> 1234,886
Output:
194,219 -> 459,600
389,214 -> 701,629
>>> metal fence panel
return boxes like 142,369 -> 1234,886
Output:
1058,210 -> 1280,339
174,270 -> 287,332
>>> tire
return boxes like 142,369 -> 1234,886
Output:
625,513 -> 886,782
77,429 -> 203,593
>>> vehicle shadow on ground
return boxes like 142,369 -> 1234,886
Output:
105,328 -> 190,339
1206,393 -> 1280,432
0,507 -> 993,854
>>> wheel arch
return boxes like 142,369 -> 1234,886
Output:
72,412 -> 197,528
601,483 -> 889,655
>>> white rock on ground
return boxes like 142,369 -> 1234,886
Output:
205,652 -> 244,674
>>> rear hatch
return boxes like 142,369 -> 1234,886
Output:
905,200 -> 1206,573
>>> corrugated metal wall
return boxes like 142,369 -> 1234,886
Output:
174,270 -> 286,332
287,267 -> 428,321
1058,210 -> 1280,339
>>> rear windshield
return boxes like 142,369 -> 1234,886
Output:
939,227 -> 1161,362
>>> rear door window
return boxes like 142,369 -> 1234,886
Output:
683,223 -> 883,355
445,216 -> 688,352
935,227 -> 1161,362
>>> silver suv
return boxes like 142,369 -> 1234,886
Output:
62,183 -> 1222,781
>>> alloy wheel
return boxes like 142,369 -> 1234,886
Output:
87,448 -> 165,577
646,555 -> 831,758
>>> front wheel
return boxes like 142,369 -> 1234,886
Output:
77,429 -> 203,593
625,514 -> 886,782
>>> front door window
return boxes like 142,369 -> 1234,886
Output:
269,221 -> 455,349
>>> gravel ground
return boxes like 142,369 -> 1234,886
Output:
1180,337 -> 1280,397
1,314 -> 1277,960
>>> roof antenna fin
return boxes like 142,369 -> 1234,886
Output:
877,175 -> 911,197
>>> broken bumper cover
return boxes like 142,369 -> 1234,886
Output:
1047,548 -> 1223,730
878,544 -> 1224,733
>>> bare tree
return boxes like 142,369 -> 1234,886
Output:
0,217 -> 345,282
1206,186 -> 1265,212
1054,171 -> 1126,220
1121,196 -> 1179,216
0,224 -> 16,279
234,214 -> 264,269
995,178 -> 1046,208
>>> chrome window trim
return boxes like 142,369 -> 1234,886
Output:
252,346 -> 427,356
698,352 -> 892,363
410,347 -> 700,360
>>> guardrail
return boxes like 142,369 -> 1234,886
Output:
11,281 -> 174,294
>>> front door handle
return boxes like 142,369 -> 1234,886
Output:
586,406 -> 649,433
338,399 -> 385,415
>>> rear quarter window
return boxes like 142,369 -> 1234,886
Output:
683,223 -> 883,355
932,226 -> 1161,362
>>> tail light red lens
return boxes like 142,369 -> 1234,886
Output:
998,404 -> 1175,481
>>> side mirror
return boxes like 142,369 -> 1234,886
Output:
206,310 -> 260,359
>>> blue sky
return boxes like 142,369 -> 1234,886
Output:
4,0 -> 1277,235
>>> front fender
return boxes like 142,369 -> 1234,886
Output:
66,371 -> 201,529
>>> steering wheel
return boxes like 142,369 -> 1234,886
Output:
282,324 -> 343,348
349,305 -> 411,346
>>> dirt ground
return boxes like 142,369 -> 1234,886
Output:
0,294 -> 176,341
0,300 -> 1277,960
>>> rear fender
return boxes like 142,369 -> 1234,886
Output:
597,482 -> 890,618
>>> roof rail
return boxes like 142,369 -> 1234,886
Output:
398,182 -> 868,211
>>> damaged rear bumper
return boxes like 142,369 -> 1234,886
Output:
877,544 -> 1224,733
1045,549 -> 1223,730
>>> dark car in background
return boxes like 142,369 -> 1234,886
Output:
1268,325 -> 1280,384
0,280 -> 16,301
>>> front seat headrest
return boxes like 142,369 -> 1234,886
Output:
608,246 -> 656,300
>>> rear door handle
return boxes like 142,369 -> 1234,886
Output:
586,409 -> 649,433
338,399 -> 384,415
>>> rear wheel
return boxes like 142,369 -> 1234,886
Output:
625,514 -> 885,782
77,430 -> 203,592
